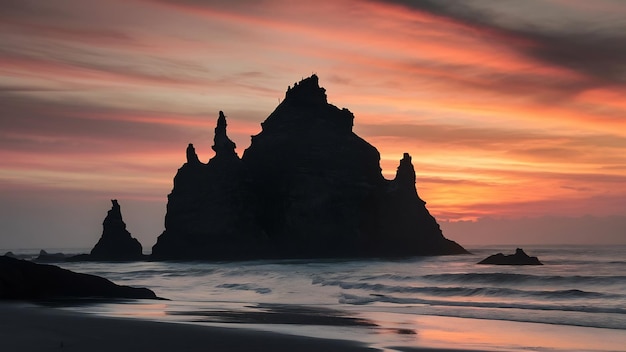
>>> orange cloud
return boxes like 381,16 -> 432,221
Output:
1,0 -> 625,245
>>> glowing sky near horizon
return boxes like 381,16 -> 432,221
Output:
1,0 -> 625,247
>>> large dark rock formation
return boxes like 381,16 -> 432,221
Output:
0,256 -> 158,300
89,200 -> 143,261
152,75 -> 467,260
478,248 -> 543,265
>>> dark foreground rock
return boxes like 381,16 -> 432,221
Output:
478,248 -> 543,265
152,75 -> 467,260
0,256 -> 158,300
85,199 -> 144,261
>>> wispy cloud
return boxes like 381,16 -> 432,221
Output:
0,0 -> 625,243
374,0 -> 626,86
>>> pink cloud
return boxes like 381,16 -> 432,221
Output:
1,0 -> 625,247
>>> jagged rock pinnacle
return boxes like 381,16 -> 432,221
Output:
212,111 -> 237,157
105,199 -> 125,232
284,74 -> 327,106
395,153 -> 416,187
186,143 -> 201,164
260,74 -> 352,134
89,199 -> 143,260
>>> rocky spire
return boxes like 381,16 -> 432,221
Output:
394,153 -> 416,187
104,199 -> 125,234
284,74 -> 328,106
260,74 -> 352,134
90,199 -> 143,260
186,143 -> 201,164
212,111 -> 237,157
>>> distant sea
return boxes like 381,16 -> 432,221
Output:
5,245 -> 626,351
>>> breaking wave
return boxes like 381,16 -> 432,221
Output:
313,279 -> 622,299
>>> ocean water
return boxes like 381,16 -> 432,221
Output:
6,245 -> 626,351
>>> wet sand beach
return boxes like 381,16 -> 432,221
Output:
0,303 -> 488,352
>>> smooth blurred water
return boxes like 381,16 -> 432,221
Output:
7,245 -> 626,351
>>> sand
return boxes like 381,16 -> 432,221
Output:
0,303 -> 487,352
0,303 -> 380,352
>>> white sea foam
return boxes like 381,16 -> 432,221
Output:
9,245 -> 626,351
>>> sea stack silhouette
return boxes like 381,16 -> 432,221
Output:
89,199 -> 144,261
152,75 -> 467,260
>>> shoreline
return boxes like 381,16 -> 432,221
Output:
3,301 -> 626,352
0,303 -> 487,352
0,303 -> 376,352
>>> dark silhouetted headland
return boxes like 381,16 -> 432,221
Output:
151,75 -> 467,260
0,255 -> 158,300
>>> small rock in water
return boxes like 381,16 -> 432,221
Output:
478,248 -> 543,265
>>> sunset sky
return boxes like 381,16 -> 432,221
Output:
1,0 -> 625,249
